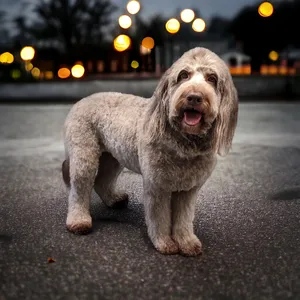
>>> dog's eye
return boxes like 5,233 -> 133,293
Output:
177,70 -> 189,82
207,74 -> 218,86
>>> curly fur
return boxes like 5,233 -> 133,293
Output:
62,47 -> 238,256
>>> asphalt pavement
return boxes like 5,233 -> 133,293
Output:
0,100 -> 300,300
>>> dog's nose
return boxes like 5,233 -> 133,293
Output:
187,94 -> 202,105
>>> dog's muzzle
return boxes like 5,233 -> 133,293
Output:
182,93 -> 204,126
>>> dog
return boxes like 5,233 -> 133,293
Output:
62,47 -> 238,256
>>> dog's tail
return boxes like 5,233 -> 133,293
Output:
62,159 -> 70,187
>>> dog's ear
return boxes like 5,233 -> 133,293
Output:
214,73 -> 238,156
146,68 -> 172,140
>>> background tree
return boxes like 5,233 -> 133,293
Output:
13,15 -> 33,48
0,10 -> 5,25
228,0 -> 300,73
0,10 -> 10,47
143,15 -> 167,46
206,16 -> 230,37
14,0 -> 117,55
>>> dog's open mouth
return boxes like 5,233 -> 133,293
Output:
183,108 -> 202,126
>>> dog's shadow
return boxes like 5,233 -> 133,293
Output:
270,187 -> 300,201
90,195 -> 155,248
90,193 -> 146,229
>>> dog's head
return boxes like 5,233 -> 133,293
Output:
152,47 -> 238,156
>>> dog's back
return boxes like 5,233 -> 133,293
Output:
63,92 -> 150,178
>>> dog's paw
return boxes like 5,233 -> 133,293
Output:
173,234 -> 202,256
153,237 -> 179,255
107,193 -> 129,209
66,213 -> 92,235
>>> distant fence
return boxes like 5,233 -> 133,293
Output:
0,75 -> 299,101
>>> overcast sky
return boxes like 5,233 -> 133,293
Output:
0,0 -> 262,23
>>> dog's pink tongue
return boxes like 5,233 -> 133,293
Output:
184,111 -> 202,126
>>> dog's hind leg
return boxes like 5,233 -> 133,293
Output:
94,152 -> 129,209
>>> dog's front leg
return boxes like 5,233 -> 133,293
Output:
66,147 -> 100,234
171,187 -> 202,256
143,184 -> 179,255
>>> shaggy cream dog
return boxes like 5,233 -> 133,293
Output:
62,47 -> 238,256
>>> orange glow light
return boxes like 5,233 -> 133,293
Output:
58,67 -> 71,79
260,64 -> 269,75
45,71 -> 53,80
141,37 -> 155,49
269,65 -> 278,75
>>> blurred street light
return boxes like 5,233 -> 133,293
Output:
269,50 -> 279,61
141,37 -> 155,49
45,71 -> 54,80
119,15 -> 132,29
25,62 -> 34,71
192,18 -> 206,32
58,67 -> 71,79
258,2 -> 274,17
114,34 -> 131,52
127,0 -> 140,15
71,64 -> 85,78
20,46 -> 35,61
140,45 -> 151,55
11,69 -> 21,79
31,67 -> 40,78
180,9 -> 195,23
165,18 -> 180,34
131,60 -> 139,69
0,52 -> 14,64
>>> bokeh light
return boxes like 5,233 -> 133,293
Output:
140,45 -> 151,55
258,2 -> 274,17
25,62 -> 33,71
165,18 -> 180,34
119,15 -> 132,29
45,71 -> 54,80
141,37 -> 155,49
31,67 -> 40,78
71,64 -> 85,78
127,0 -> 140,15
192,18 -> 206,32
0,52 -> 14,64
131,60 -> 139,69
180,9 -> 195,23
114,34 -> 131,52
269,65 -> 278,75
269,50 -> 279,61
58,67 -> 71,79
11,69 -> 21,79
20,46 -> 35,61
